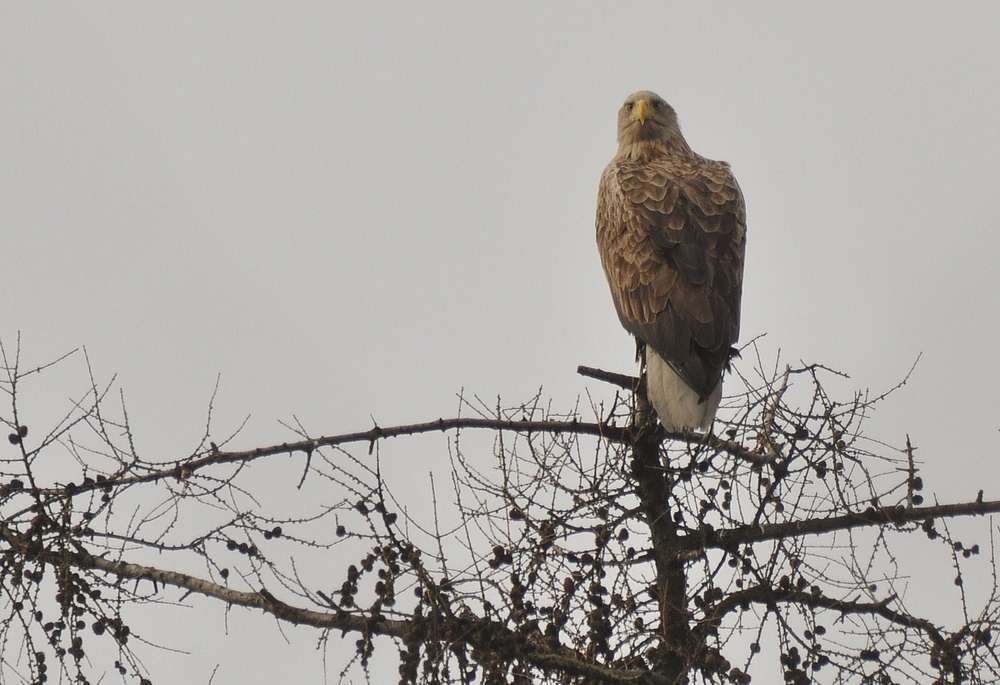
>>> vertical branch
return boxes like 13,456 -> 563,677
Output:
628,388 -> 690,683
905,435 -> 923,508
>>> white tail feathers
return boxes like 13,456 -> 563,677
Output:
645,348 -> 722,433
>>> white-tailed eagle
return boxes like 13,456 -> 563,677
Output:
596,91 -> 746,432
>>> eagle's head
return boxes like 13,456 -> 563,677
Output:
616,91 -> 687,152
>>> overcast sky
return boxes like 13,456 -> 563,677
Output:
3,3 -> 1000,683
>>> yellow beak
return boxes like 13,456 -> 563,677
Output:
635,98 -> 648,126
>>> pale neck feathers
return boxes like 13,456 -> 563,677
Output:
617,135 -> 692,161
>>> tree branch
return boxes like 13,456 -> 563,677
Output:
679,499 -> 1000,552
705,583 -> 947,648
79,555 -> 673,685
5,526 -> 675,685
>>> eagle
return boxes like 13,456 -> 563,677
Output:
596,91 -> 746,432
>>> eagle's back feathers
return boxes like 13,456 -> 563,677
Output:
597,92 -> 746,430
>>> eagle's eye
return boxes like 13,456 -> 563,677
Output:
625,102 -> 634,112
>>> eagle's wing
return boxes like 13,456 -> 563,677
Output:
597,155 -> 746,399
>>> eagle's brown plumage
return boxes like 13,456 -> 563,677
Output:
596,91 -> 746,432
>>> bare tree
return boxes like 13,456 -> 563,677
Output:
2,335 -> 999,685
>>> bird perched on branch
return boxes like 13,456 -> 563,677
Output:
596,91 -> 746,432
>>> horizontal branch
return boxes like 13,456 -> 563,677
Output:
53,544 -> 670,685
46,415 -> 768,499
77,548 -> 405,633
577,365 -> 639,391
680,499 -> 1000,551
44,417 -> 628,496
0,515 -> 665,684
705,583 -> 946,647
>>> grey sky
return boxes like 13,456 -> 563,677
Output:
3,3 -> 999,682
